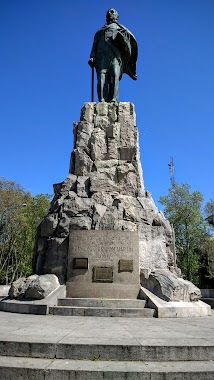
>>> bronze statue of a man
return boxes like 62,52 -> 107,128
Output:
88,8 -> 138,102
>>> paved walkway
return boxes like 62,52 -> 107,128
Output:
0,310 -> 214,347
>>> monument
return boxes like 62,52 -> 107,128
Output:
88,8 -> 137,102
0,9 -> 212,380
31,9 -> 210,316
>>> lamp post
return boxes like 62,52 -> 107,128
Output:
0,203 -> 27,233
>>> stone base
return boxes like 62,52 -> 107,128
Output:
66,230 -> 140,299
66,282 -> 140,299
140,287 -> 211,318
0,285 -> 66,315
0,285 -> 9,297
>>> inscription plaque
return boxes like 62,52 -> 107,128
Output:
93,266 -> 113,283
73,258 -> 88,270
118,259 -> 133,272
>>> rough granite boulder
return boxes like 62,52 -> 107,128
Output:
32,102 -> 201,302
140,269 -> 201,302
9,274 -> 59,300
9,275 -> 38,299
25,274 -> 60,300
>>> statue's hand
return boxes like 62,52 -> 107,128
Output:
88,58 -> 94,68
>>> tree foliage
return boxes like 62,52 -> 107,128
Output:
204,198 -> 214,232
159,183 -> 208,285
205,198 -> 214,217
198,237 -> 214,288
0,177 -> 50,285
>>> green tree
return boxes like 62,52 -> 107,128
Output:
159,183 -> 208,285
198,237 -> 214,288
200,198 -> 214,287
0,177 -> 50,284
204,198 -> 214,229
205,198 -> 214,217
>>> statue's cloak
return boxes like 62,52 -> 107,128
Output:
114,22 -> 138,81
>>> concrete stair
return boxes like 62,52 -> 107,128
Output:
0,310 -> 214,379
49,297 -> 156,317
1,356 -> 214,379
1,340 -> 214,361
0,339 -> 214,379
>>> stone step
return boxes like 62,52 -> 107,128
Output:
1,340 -> 214,362
49,305 -> 155,317
0,356 -> 214,379
57,297 -> 147,308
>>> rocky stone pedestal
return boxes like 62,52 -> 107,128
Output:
33,102 -> 202,305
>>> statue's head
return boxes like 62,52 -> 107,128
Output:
106,8 -> 119,23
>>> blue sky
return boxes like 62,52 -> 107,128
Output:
0,0 -> 214,210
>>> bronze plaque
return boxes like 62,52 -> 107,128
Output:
118,259 -> 133,272
93,267 -> 113,283
73,258 -> 88,270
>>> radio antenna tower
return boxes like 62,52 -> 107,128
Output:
168,156 -> 175,187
